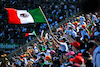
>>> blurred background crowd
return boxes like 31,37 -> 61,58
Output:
0,0 -> 80,44
0,0 -> 100,67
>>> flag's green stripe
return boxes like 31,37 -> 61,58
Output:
33,30 -> 37,36
28,8 -> 46,23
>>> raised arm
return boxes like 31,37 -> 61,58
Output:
65,33 -> 76,43
51,33 -> 61,45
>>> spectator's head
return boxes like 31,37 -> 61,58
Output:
69,54 -> 85,64
33,42 -> 37,47
45,56 -> 51,61
82,50 -> 92,63
86,41 -> 98,55
83,35 -> 89,43
71,41 -> 80,51
32,55 -> 37,60
58,37 -> 67,42
39,58 -> 44,64
72,63 -> 80,67
1,54 -> 7,58
41,53 -> 45,57
73,21 -> 78,26
65,51 -> 75,60
50,50 -> 55,55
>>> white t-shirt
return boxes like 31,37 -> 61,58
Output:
59,42 -> 69,52
81,30 -> 90,40
46,49 -> 51,56
94,31 -> 100,36
34,46 -> 39,53
93,46 -> 100,67
92,15 -> 97,22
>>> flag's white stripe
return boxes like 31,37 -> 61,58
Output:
41,30 -> 44,37
17,10 -> 34,24
29,33 -> 34,35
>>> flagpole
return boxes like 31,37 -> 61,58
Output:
39,6 -> 52,34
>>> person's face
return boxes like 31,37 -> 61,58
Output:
34,43 -> 37,46
60,40 -> 64,42
72,45 -> 76,52
39,60 -> 42,63
47,59 -> 50,61
88,45 -> 96,55
88,48 -> 94,55
99,25 -> 100,29
66,55 -> 69,59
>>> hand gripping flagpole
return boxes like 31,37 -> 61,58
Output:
39,6 -> 52,34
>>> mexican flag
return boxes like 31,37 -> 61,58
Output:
5,8 -> 46,24
25,30 -> 37,37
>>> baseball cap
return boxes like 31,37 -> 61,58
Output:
69,55 -> 84,64
71,41 -> 80,48
20,58 -> 24,62
65,23 -> 68,25
73,21 -> 78,25
50,50 -> 55,54
65,51 -> 75,56
45,56 -> 51,60
82,25 -> 86,28
20,54 -> 26,57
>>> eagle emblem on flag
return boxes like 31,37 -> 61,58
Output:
20,13 -> 29,17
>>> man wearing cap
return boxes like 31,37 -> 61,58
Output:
66,33 -> 81,55
80,15 -> 86,26
51,33 -> 69,53
87,41 -> 100,67
79,28 -> 90,41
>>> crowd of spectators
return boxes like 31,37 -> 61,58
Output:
0,0 -> 80,44
0,12 -> 100,67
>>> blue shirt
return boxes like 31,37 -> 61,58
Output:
81,30 -> 90,40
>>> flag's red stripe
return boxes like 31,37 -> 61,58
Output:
5,8 -> 21,24
25,33 -> 29,37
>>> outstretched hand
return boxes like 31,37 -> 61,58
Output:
51,33 -> 54,37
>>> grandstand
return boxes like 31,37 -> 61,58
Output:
0,0 -> 100,67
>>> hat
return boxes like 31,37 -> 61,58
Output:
45,56 -> 51,60
73,63 -> 80,67
82,25 -> 86,28
78,53 -> 82,56
20,58 -> 24,61
20,54 -> 26,57
50,50 -> 55,54
73,21 -> 78,25
69,55 -> 84,64
65,23 -> 68,25
71,41 -> 80,48
68,23 -> 72,25
65,51 -> 75,56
